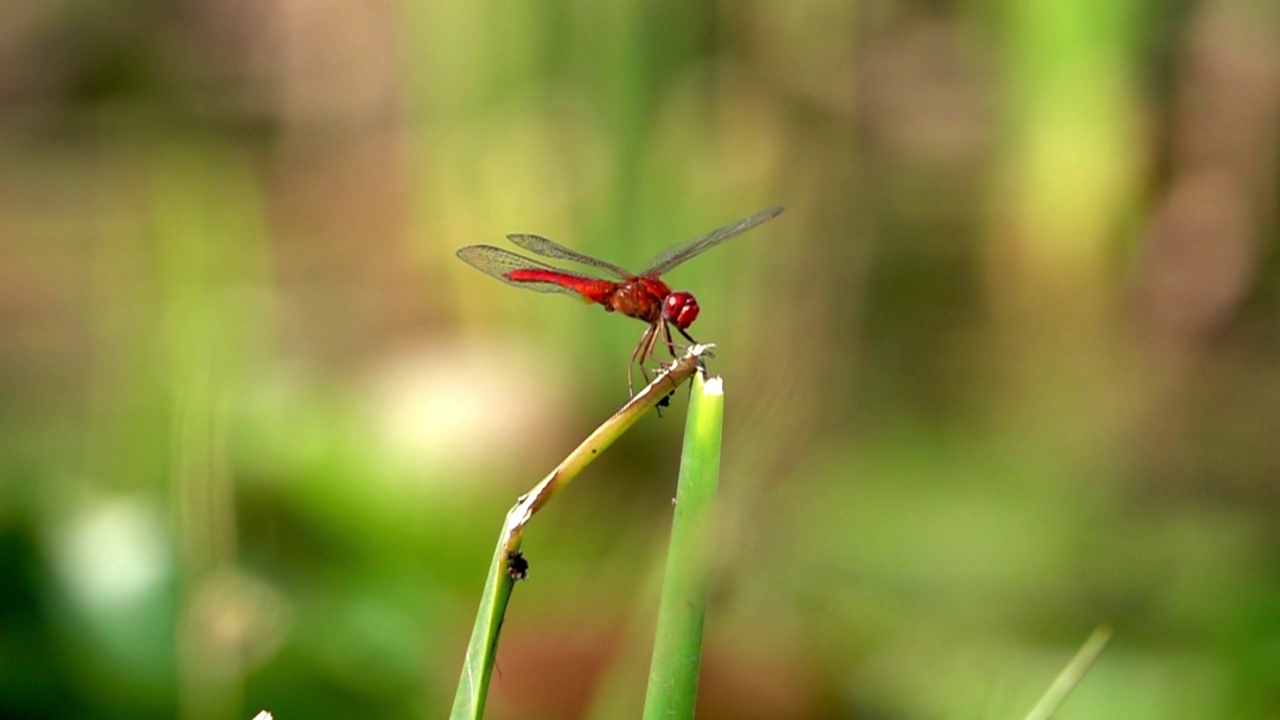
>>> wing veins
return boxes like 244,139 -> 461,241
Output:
638,206 -> 785,277
506,233 -> 632,279
455,245 -> 606,297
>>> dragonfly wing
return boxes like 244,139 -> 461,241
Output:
506,233 -> 632,279
456,245 -> 614,300
638,205 -> 785,277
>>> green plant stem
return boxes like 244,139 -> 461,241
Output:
1024,625 -> 1113,720
642,373 -> 724,720
449,346 -> 713,720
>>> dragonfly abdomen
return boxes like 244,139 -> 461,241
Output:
506,269 -> 617,304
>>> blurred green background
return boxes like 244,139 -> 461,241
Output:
2,0 -> 1279,718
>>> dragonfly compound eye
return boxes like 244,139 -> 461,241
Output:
664,293 -> 700,329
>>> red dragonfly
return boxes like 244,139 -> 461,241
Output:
456,206 -> 784,394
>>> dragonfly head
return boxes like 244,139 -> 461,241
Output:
663,292 -> 700,330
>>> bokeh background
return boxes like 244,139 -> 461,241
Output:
2,0 -> 1279,718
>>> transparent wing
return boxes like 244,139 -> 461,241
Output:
507,233 -> 632,279
456,245 -> 607,297
638,206 -> 785,277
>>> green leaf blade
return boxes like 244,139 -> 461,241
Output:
642,373 -> 724,720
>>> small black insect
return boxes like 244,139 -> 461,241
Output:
506,550 -> 530,581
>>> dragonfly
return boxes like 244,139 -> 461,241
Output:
456,206 -> 784,395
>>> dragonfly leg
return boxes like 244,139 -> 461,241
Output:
636,322 -> 667,394
659,323 -> 698,361
649,322 -> 688,383
656,321 -> 691,358
653,320 -> 673,358
629,324 -> 656,396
